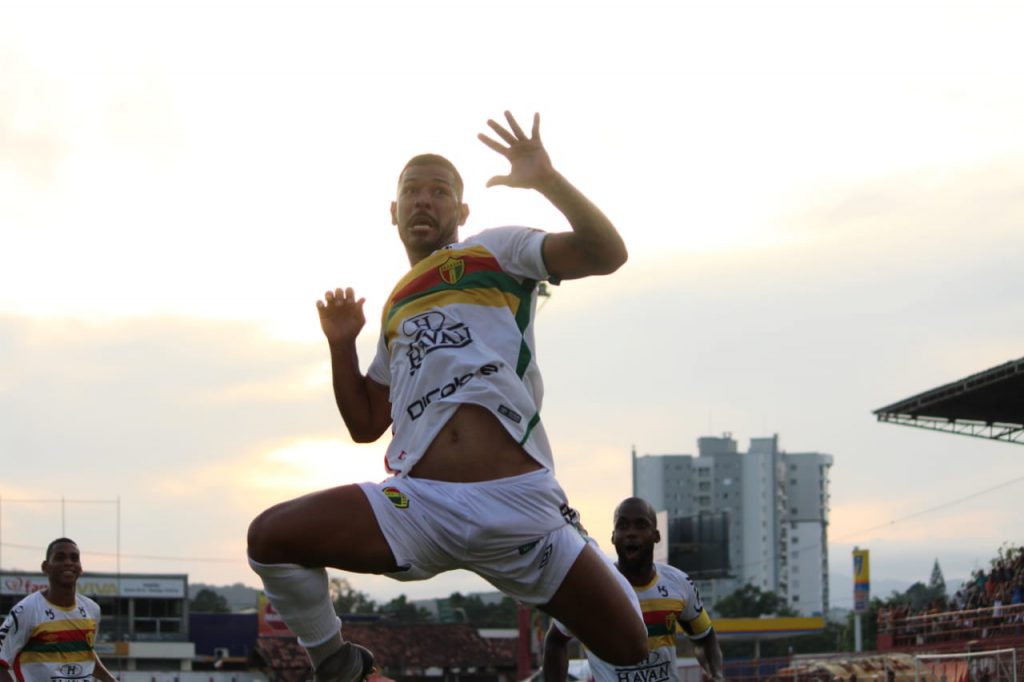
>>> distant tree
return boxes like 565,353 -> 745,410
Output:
712,584 -> 806,658
929,559 -> 947,597
445,593 -> 518,627
713,583 -> 798,618
885,580 -> 946,612
330,577 -> 377,615
379,594 -> 432,623
190,588 -> 231,613
837,572 -> 957,652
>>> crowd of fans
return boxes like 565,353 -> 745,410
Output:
876,545 -> 1024,648
949,545 -> 1024,612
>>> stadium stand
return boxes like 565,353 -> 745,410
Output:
249,622 -> 516,682
873,356 -> 1024,444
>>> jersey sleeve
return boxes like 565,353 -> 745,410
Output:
677,573 -> 714,640
0,600 -> 31,669
84,596 -> 102,630
473,226 -> 550,282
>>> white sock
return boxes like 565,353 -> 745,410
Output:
248,556 -> 344,662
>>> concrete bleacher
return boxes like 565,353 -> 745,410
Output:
877,602 -> 1024,653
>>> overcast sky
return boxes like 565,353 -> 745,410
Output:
2,0 -> 1023,610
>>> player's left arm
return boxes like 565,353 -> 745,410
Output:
690,628 -> 725,682
478,111 -> 627,281
676,573 -> 724,682
87,601 -> 117,682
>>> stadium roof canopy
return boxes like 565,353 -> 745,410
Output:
873,356 -> 1024,445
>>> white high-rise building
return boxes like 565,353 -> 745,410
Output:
632,433 -> 832,616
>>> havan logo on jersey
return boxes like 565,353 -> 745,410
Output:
402,312 -> 472,375
56,663 -> 88,680
616,653 -> 672,682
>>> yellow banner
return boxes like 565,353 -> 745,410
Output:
853,548 -> 870,585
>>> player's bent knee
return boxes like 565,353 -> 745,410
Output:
246,506 -> 283,563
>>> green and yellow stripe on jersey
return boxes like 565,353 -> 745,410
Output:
640,597 -> 684,648
17,618 -> 97,665
639,597 -> 713,647
382,245 -> 538,377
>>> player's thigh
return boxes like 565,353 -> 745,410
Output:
247,483 -> 397,573
539,544 -> 648,666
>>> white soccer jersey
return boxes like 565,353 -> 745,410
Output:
559,563 -> 713,682
367,226 -> 554,476
0,591 -> 102,682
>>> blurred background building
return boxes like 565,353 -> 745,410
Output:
632,433 -> 833,616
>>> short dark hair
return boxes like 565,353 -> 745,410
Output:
400,154 -> 464,201
613,497 -> 658,528
45,537 -> 78,561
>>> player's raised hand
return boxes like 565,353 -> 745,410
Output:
478,111 -> 557,191
316,287 -> 366,344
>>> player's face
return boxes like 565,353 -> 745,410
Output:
42,542 -> 82,587
391,164 -> 468,263
612,501 -> 659,570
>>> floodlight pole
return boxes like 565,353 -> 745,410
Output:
0,496 -> 119,571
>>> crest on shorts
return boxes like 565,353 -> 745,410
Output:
439,257 -> 465,285
383,487 -> 409,509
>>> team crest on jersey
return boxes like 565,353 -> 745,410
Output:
439,257 -> 465,285
664,612 -> 677,632
383,487 -> 409,509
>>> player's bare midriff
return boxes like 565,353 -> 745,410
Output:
409,403 -> 543,482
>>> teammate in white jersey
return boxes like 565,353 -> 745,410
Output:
247,111 -> 647,682
0,539 -> 118,682
544,498 -> 725,682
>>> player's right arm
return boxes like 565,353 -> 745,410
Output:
542,622 -> 572,682
317,287 -> 392,442
0,666 -> 15,682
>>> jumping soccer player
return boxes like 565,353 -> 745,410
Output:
247,111 -> 647,682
